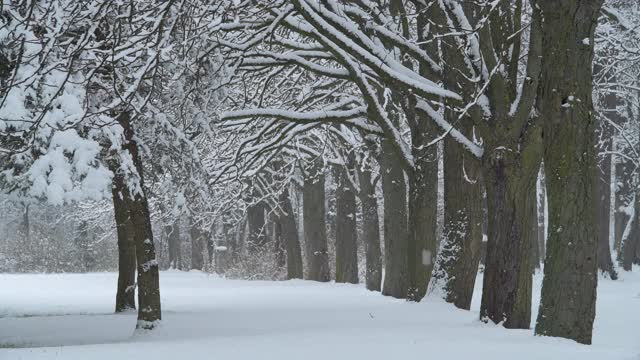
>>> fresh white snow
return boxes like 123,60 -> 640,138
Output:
0,270 -> 638,359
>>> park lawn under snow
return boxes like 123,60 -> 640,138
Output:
0,271 -> 638,360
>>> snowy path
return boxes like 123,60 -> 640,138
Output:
0,271 -> 638,359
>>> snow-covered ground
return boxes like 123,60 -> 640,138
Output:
0,270 -> 638,360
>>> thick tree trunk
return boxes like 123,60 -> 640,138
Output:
116,112 -> 161,329
357,164 -> 382,291
405,6 -> 439,302
277,188 -> 303,279
435,137 -> 483,310
111,168 -> 136,313
381,139 -> 409,299
334,164 -> 359,284
481,152 -> 536,329
407,119 -> 438,302
166,221 -> 181,270
535,0 -> 602,344
303,158 -> 330,282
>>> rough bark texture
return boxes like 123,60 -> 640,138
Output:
303,158 -> 330,282
481,148 -> 538,329
535,0 -> 602,344
406,119 -> 438,301
334,164 -> 359,284
381,138 -> 409,299
111,168 -> 136,313
118,112 -> 161,329
357,163 -> 382,291
437,137 -> 483,310
277,187 -> 304,279
405,6 -> 439,303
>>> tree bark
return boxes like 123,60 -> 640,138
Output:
303,158 -> 330,282
436,137 -> 483,310
481,149 -> 538,329
357,163 -> 382,291
596,120 -> 617,278
593,57 -> 619,279
334,164 -> 358,284
380,138 -> 409,299
118,111 -> 161,329
111,167 -> 136,313
247,200 -> 267,252
620,189 -> 639,271
535,0 -> 602,344
277,187 -> 304,279
405,5 -> 439,303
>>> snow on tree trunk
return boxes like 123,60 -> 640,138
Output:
620,190 -> 639,271
434,136 -> 483,310
111,164 -> 137,313
119,112 -> 161,330
535,0 -> 602,345
537,167 -> 547,268
614,152 -> 634,254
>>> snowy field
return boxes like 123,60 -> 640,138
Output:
0,271 -> 638,360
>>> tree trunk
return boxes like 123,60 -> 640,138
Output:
481,152 -> 536,329
594,58 -> 618,279
596,121 -> 617,278
381,138 -> 409,299
614,153 -> 634,254
620,190 -> 638,271
535,0 -> 602,344
334,164 -> 358,284
435,137 -> 483,310
303,158 -> 330,282
277,187 -> 303,279
190,217 -> 205,271
407,117 -> 438,302
111,167 -> 136,313
247,200 -> 267,252
357,164 -> 382,291
166,221 -> 181,270
118,111 -> 161,329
